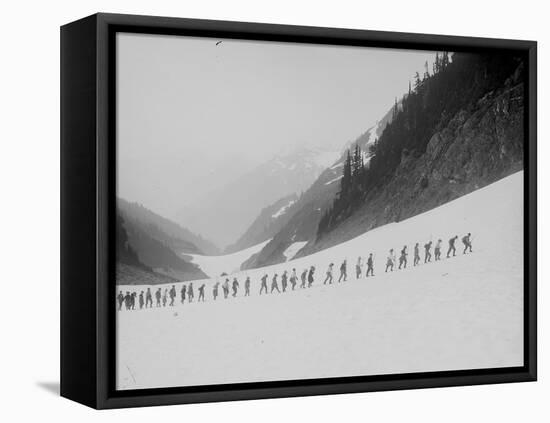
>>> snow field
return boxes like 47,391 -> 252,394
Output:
187,238 -> 271,278
117,171 -> 524,390
282,241 -> 309,261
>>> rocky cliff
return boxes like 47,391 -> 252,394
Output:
304,77 -> 524,254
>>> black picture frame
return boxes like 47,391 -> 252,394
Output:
60,12 -> 537,409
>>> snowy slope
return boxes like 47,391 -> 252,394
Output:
187,239 -> 271,278
117,171 -> 524,390
325,175 -> 344,186
282,241 -> 309,261
271,199 -> 296,218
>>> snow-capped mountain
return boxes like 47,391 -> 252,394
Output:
240,105 -> 395,270
224,193 -> 299,254
175,147 -> 340,250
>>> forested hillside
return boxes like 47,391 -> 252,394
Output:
118,198 -> 219,255
120,213 -> 207,281
316,51 -> 525,245
116,214 -> 178,285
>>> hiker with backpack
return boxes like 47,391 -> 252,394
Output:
356,256 -> 363,279
338,260 -> 347,282
124,291 -> 132,310
260,274 -> 268,295
169,285 -> 176,306
223,279 -> 230,299
398,245 -> 408,269
245,276 -> 251,296
187,283 -> 194,303
324,263 -> 334,284
180,284 -> 186,304
271,274 -> 281,293
308,266 -> 315,287
290,269 -> 298,290
198,284 -> 206,302
146,288 -> 153,308
117,291 -> 124,311
300,269 -> 308,288
155,288 -> 162,307
424,241 -> 432,263
232,278 -> 239,297
413,243 -> 420,266
281,271 -> 288,292
447,236 -> 458,258
385,249 -> 395,272
462,233 -> 473,254
434,239 -> 442,261
365,253 -> 374,277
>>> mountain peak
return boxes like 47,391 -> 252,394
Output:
176,147 -> 340,249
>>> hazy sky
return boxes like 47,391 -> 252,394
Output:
117,33 -> 436,219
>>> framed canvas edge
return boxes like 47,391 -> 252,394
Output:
60,13 -> 100,409
68,12 -> 537,409
96,370 -> 535,409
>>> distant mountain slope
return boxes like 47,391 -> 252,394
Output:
121,215 -> 207,281
175,147 -> 340,249
118,198 -> 219,255
117,213 -> 145,268
240,105 -> 395,270
116,214 -> 179,285
116,263 -> 178,286
224,193 -> 299,253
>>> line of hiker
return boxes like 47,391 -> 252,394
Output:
386,232 -> 472,272
259,266 -> 317,295
117,233 -> 473,311
117,283 -> 205,311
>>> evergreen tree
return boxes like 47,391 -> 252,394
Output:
341,150 -> 352,197
434,52 -> 440,74
414,71 -> 422,90
352,143 -> 362,176
317,51 -> 523,237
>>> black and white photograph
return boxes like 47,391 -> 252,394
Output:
2,0 -> 547,418
115,32 -> 526,391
